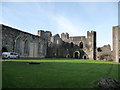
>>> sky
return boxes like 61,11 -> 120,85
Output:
0,2 -> 118,48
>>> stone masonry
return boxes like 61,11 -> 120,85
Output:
112,26 -> 120,63
1,24 -> 120,63
1,24 -> 47,58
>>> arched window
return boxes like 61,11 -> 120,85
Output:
66,54 -> 70,58
79,42 -> 83,49
24,40 -> 29,55
71,42 -> 74,48
38,42 -> 41,56
74,52 -> 79,58
40,44 -> 44,55
16,38 -> 20,53
97,48 -> 102,52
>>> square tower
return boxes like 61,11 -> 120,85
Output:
87,31 -> 96,60
113,26 -> 120,63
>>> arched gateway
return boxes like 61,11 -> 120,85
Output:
73,51 -> 80,59
73,50 -> 88,59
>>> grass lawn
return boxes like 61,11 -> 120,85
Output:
2,59 -> 120,88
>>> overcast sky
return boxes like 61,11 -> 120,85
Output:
1,2 -> 118,48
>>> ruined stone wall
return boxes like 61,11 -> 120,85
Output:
47,34 -> 65,58
2,24 -> 47,58
37,30 -> 52,42
61,33 -> 69,40
47,31 -> 96,60
96,44 -> 113,61
61,31 -> 97,60
61,33 -> 88,58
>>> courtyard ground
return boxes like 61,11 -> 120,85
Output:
2,59 -> 120,88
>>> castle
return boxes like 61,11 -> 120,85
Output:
0,24 -> 120,63
38,30 -> 96,60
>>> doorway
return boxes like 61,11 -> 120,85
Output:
84,56 -> 86,59
75,52 -> 79,58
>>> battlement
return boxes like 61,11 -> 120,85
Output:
37,30 -> 52,41
87,31 -> 96,38
61,32 -> 69,40
37,30 -> 52,37
69,36 -> 86,41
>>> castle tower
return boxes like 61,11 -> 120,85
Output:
37,30 -> 52,41
61,33 -> 69,40
87,31 -> 96,60
37,30 -> 44,36
66,33 -> 69,39
113,26 -> 120,63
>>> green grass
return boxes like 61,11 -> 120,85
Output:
7,58 -> 118,64
2,59 -> 119,88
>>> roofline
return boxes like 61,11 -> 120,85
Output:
1,24 -> 46,41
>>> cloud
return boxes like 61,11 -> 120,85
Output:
54,15 -> 84,36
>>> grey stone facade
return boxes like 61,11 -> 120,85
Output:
1,24 -> 47,58
38,30 -> 97,60
96,44 -> 113,61
112,26 -> 120,63
1,24 -> 120,63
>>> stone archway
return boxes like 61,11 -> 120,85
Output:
79,42 -> 83,49
84,56 -> 86,59
82,54 -> 89,59
75,52 -> 79,58
2,47 -> 8,52
79,50 -> 85,59
73,50 -> 88,59
74,51 -> 79,59
15,38 -> 20,53
66,54 -> 70,58
24,40 -> 29,56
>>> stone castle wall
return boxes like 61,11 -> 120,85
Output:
1,24 -> 47,58
96,44 -> 113,61
45,30 -> 96,60
1,24 -> 119,62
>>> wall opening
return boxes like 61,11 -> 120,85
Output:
2,47 -> 8,52
66,54 -> 70,58
75,52 -> 79,58
16,38 -> 20,53
93,31 -> 96,60
84,56 -> 86,59
71,42 -> 74,48
79,42 -> 83,49
97,48 -> 102,52
24,40 -> 29,56
38,42 -> 41,56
